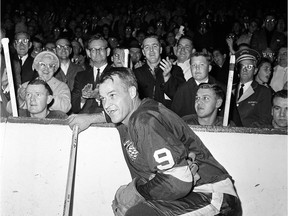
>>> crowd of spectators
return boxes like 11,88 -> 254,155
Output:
1,0 -> 287,129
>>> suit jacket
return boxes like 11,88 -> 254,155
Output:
71,65 -> 112,114
250,29 -> 287,53
235,81 -> 272,127
20,55 -> 37,84
54,62 -> 83,91
134,63 -> 185,109
171,76 -> 225,117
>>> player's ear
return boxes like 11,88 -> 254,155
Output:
128,86 -> 137,99
47,95 -> 53,104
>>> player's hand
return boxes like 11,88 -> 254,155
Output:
68,114 -> 93,132
159,57 -> 172,82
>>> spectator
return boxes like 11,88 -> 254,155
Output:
71,40 -> 86,70
183,83 -> 235,126
210,47 -> 238,86
250,13 -> 287,54
16,51 -> 71,114
134,35 -> 185,109
111,47 -> 126,67
19,78 -> 67,119
54,38 -> 83,91
270,46 -> 287,92
30,37 -> 43,58
44,41 -> 56,53
171,52 -> 225,117
270,90 -> 288,129
254,58 -> 273,90
128,40 -> 144,69
234,48 -> 272,127
13,32 -> 37,84
71,35 -> 112,114
174,36 -> 196,81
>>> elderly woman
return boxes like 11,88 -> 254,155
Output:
17,51 -> 71,113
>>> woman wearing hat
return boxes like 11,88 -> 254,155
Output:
16,51 -> 71,113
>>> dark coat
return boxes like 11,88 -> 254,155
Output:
71,65 -> 112,114
235,81 -> 272,127
134,63 -> 185,109
250,29 -> 287,53
54,62 -> 83,91
20,55 -> 37,84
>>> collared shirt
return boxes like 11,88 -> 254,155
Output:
93,63 -> 108,81
239,80 -> 253,94
195,78 -> 209,86
175,59 -> 192,81
270,65 -> 287,92
60,62 -> 70,76
19,54 -> 28,65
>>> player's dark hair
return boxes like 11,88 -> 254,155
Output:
273,90 -> 288,102
99,67 -> 138,91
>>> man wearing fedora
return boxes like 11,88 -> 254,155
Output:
234,48 -> 272,127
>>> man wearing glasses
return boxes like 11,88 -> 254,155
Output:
54,38 -> 83,92
250,13 -> 286,54
13,32 -> 37,83
234,48 -> 272,127
71,35 -> 112,115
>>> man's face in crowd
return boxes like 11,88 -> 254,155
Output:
264,15 -> 276,32
277,47 -> 287,67
272,97 -> 288,128
56,39 -> 72,61
238,59 -> 257,83
142,37 -> 161,64
191,56 -> 211,82
25,84 -> 52,116
31,41 -> 43,58
87,39 -> 110,65
99,75 -> 135,125
129,47 -> 142,64
112,49 -> 125,67
213,50 -> 226,67
36,56 -> 57,82
14,33 -> 32,57
256,62 -> 272,84
176,38 -> 194,63
195,88 -> 222,118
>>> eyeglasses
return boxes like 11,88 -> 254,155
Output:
38,62 -> 56,70
238,64 -> 255,71
262,52 -> 274,58
56,44 -> 71,50
88,47 -> 107,53
265,19 -> 276,23
15,39 -> 30,45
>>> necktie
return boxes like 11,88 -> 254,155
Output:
238,83 -> 245,100
19,57 -> 22,66
93,68 -> 101,88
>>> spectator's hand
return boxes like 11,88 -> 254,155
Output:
134,61 -> 144,69
187,152 -> 201,185
1,68 -> 9,88
81,83 -> 94,99
160,57 -> 172,82
18,85 -> 26,103
226,37 -> 235,54
68,114 -> 94,132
